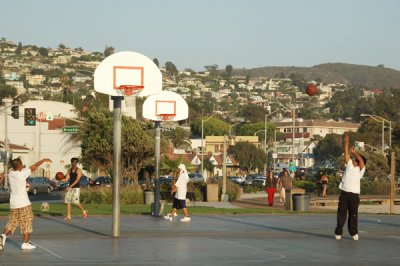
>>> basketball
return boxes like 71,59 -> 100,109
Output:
55,172 -> 64,181
306,84 -> 318,96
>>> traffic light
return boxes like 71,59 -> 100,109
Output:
24,108 -> 36,126
11,106 -> 19,119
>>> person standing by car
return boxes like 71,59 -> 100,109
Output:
266,171 -> 278,206
62,158 -> 88,221
1,157 -> 52,251
164,164 -> 191,222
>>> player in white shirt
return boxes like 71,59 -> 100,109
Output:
0,157 -> 52,250
164,164 -> 191,222
335,134 -> 366,241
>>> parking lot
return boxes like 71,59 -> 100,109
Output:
0,213 -> 399,265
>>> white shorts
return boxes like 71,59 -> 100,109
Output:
64,188 -> 81,204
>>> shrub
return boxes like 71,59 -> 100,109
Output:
121,185 -> 144,204
80,185 -> 144,204
293,180 -> 317,193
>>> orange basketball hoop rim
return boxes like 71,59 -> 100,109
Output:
158,113 -> 176,121
117,85 -> 144,96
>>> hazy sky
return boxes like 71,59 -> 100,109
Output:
1,0 -> 399,71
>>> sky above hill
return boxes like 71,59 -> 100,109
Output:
1,0 -> 400,71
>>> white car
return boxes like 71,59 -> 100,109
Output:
251,177 -> 266,186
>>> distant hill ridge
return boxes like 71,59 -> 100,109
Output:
233,63 -> 400,89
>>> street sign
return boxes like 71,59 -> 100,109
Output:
62,126 -> 78,133
272,153 -> 278,159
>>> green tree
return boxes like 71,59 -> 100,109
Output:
79,108 -> 155,184
153,58 -> 159,68
233,142 -> 266,173
239,104 -> 266,123
121,117 -> 155,184
164,127 -> 191,149
16,42 -> 22,55
165,61 -> 178,76
0,84 -> 17,102
238,122 -> 276,141
103,45 -> 114,57
204,64 -> 219,78
190,117 -> 230,137
38,47 -> 48,57
58,43 -> 66,49
225,64 -> 233,76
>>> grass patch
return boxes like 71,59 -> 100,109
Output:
0,203 -> 291,217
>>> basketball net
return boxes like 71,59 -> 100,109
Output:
117,85 -> 144,96
157,114 -> 176,121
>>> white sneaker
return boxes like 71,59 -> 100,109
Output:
21,242 -> 36,250
352,234 -> 359,241
173,212 -> 178,217
335,235 -> 342,240
180,216 -> 191,222
164,214 -> 172,221
0,234 -> 6,251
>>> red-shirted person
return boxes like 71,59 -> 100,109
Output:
266,171 -> 279,206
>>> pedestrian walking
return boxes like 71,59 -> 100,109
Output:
279,169 -> 292,204
0,157 -> 52,250
266,171 -> 278,206
320,173 -> 329,197
335,134 -> 366,241
164,164 -> 191,222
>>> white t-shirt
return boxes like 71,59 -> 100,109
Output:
174,172 -> 189,200
8,168 -> 32,209
339,159 -> 365,194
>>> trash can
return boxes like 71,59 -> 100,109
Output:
207,184 -> 219,202
292,193 -> 311,211
144,191 -> 154,205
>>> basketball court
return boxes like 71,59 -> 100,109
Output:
0,213 -> 399,265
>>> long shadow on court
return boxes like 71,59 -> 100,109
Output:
208,216 -> 333,239
37,216 -> 110,237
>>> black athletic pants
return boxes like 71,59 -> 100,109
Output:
335,190 -> 360,236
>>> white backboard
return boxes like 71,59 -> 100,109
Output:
94,51 -> 162,97
142,91 -> 189,122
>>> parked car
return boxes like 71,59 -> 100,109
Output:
0,185 -> 10,204
251,177 -> 266,186
159,175 -> 173,185
26,177 -> 53,195
89,176 -> 112,187
245,174 -> 264,185
188,173 -> 204,182
55,181 -> 69,191
79,176 -> 91,188
229,176 -> 246,185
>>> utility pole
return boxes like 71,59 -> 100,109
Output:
2,98 -> 12,189
390,151 -> 395,214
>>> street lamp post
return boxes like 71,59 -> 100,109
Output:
201,113 -> 215,179
271,102 -> 296,164
360,114 -> 392,151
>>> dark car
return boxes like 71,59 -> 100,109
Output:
90,176 -> 112,187
0,185 -> 10,204
188,173 -> 204,182
79,176 -> 91,188
26,177 -> 53,195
